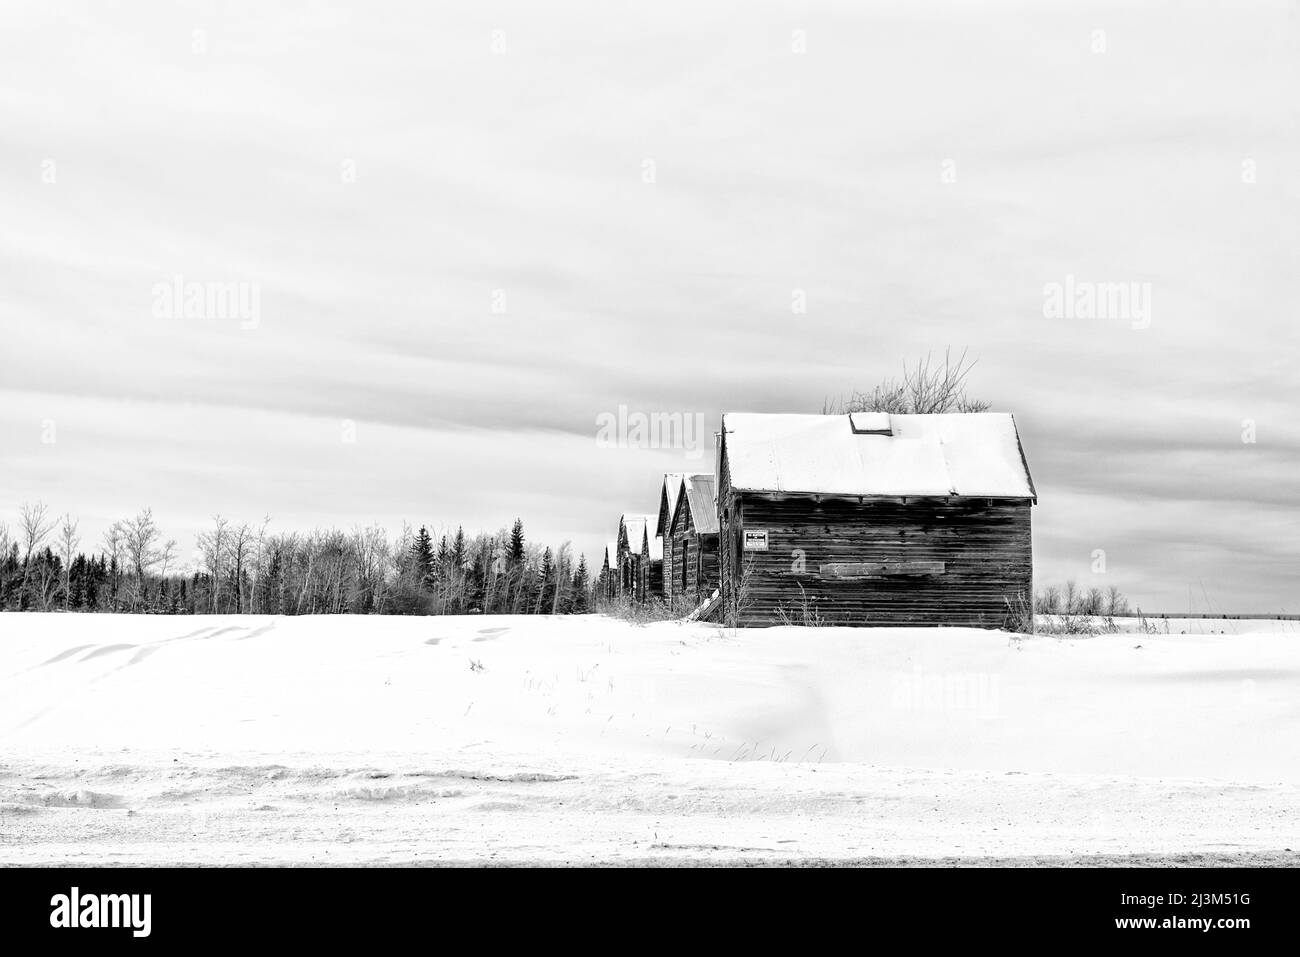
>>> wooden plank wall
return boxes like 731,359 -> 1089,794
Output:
669,493 -> 722,605
662,540 -> 674,602
686,533 -> 720,599
722,492 -> 1032,628
673,535 -> 689,596
639,537 -> 665,601
645,559 -> 664,600
660,491 -> 676,604
696,534 -> 720,596
717,444 -> 738,617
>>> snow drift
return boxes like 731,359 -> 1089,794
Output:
1,613 -> 1297,865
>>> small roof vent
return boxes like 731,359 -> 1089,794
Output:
849,412 -> 893,435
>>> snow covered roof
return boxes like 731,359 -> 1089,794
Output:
647,534 -> 663,562
720,412 -> 1035,500
618,514 -> 656,555
682,474 -> 719,533
656,472 -> 689,537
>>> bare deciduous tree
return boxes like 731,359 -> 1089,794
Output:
1035,585 -> 1062,616
197,515 -> 230,613
17,501 -> 57,609
18,501 -> 56,561
158,538 -> 178,581
57,514 -> 80,610
350,525 -> 390,613
824,348 -> 991,415
1063,579 -> 1080,616
100,521 -> 126,609
226,520 -> 269,614
551,542 -> 572,615
122,508 -> 166,610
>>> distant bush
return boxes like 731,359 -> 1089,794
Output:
598,594 -> 681,625
1007,588 -> 1130,638
1134,611 -> 1170,635
1003,592 -> 1035,634
384,576 -> 438,615
1034,581 -> 1131,617
773,585 -> 827,627
1035,615 -> 1122,637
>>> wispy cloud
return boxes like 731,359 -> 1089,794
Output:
1,1 -> 1297,608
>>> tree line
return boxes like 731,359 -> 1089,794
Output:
0,503 -> 592,616
1033,581 -> 1133,617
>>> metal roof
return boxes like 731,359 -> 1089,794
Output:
682,473 -> 719,533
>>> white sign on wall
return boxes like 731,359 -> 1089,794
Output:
743,529 -> 769,551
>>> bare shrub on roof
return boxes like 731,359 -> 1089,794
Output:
823,348 -> 991,415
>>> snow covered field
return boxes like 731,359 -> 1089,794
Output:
2,613 -> 1298,865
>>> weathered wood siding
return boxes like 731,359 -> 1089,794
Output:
668,493 -> 721,606
678,532 -> 720,600
718,447 -> 741,617
616,525 -> 636,600
660,489 -> 675,604
679,539 -> 693,597
720,490 -> 1032,627
619,554 -> 637,598
676,538 -> 696,598
694,534 -> 719,597
661,542 -> 674,603
638,551 -> 664,601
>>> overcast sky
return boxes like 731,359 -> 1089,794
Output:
2,1 -> 1297,610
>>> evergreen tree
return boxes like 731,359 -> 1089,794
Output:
84,559 -> 99,610
466,541 -> 487,612
451,527 -> 466,570
435,534 -> 450,573
431,533 -> 450,609
108,555 -> 120,610
448,527 -> 467,613
508,519 -> 525,567
570,555 -> 590,614
534,547 -> 554,614
411,526 -> 434,587
0,543 -> 18,609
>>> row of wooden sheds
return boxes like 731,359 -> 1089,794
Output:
598,412 -> 1036,627
599,472 -> 720,610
